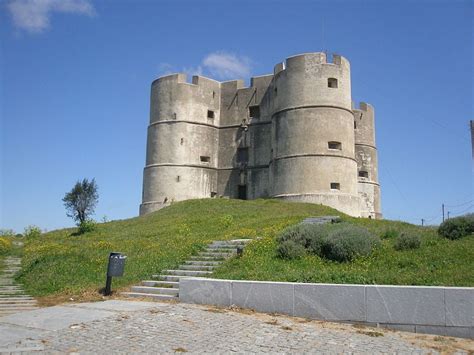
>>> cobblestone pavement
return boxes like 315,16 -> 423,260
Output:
1,301 -> 472,354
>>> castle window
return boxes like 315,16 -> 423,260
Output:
207,110 -> 215,119
274,87 -> 278,96
176,175 -> 180,182
359,171 -> 369,178
237,147 -> 249,163
249,105 -> 260,119
330,182 -> 340,190
328,141 -> 342,150
200,156 -> 210,163
212,91 -> 216,99
354,121 -> 357,129
328,78 -> 338,88
180,138 -> 184,145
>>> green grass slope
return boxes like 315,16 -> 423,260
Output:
18,199 -> 336,298
214,217 -> 474,286
18,199 -> 474,301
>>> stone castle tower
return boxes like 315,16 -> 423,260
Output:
140,52 -> 381,218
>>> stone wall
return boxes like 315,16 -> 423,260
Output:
179,278 -> 473,339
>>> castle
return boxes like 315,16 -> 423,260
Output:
140,52 -> 381,219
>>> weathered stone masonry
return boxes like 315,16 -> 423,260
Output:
140,52 -> 381,218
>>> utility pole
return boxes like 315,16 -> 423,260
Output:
442,203 -> 445,223
421,218 -> 425,226
447,211 -> 450,220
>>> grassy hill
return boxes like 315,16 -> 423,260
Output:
16,199 -> 474,304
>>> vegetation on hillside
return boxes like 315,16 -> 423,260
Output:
213,215 -> 474,286
17,199 -> 336,299
15,199 -> 474,302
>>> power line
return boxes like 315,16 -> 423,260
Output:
445,198 -> 474,208
449,204 -> 474,217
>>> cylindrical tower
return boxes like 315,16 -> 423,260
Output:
140,74 -> 220,215
353,102 -> 382,218
270,53 -> 360,216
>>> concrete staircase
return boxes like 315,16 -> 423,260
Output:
122,239 -> 251,301
0,256 -> 38,317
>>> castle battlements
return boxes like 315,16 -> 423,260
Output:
141,52 -> 381,219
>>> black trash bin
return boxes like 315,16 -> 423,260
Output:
105,252 -> 127,295
107,252 -> 127,277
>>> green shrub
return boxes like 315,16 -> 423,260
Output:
277,223 -> 330,256
276,239 -> 306,259
438,214 -> 474,240
381,228 -> 399,239
78,220 -> 97,235
394,232 -> 421,251
322,225 -> 380,262
0,237 -> 12,255
24,225 -> 42,238
276,222 -> 379,262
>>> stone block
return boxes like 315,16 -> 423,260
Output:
294,283 -> 366,322
367,286 -> 445,326
179,278 -> 231,307
443,326 -> 473,339
231,281 -> 294,315
445,288 -> 474,327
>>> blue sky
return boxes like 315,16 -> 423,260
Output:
1,0 -> 473,233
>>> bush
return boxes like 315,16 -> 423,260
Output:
276,240 -> 306,259
321,225 -> 380,262
78,220 -> 97,235
276,222 -> 379,262
438,214 -> 474,240
0,237 -> 12,255
394,232 -> 421,251
381,228 -> 399,239
277,223 -> 330,256
24,225 -> 42,238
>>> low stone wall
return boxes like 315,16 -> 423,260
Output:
179,278 -> 473,339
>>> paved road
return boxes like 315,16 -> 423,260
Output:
0,300 -> 472,354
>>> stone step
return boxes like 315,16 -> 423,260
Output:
178,265 -> 216,271
131,286 -> 179,296
141,280 -> 179,288
0,303 -> 38,308
153,274 -> 209,282
184,261 -> 221,266
204,246 -> 238,251
197,252 -> 234,257
0,295 -> 34,299
189,256 -> 226,261
0,299 -> 37,304
211,239 -> 251,246
0,306 -> 38,313
162,270 -> 213,277
0,286 -> 23,290
121,292 -> 177,301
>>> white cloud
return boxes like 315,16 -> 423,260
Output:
158,51 -> 252,81
7,0 -> 96,34
202,52 -> 251,80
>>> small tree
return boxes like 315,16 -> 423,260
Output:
63,178 -> 99,224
